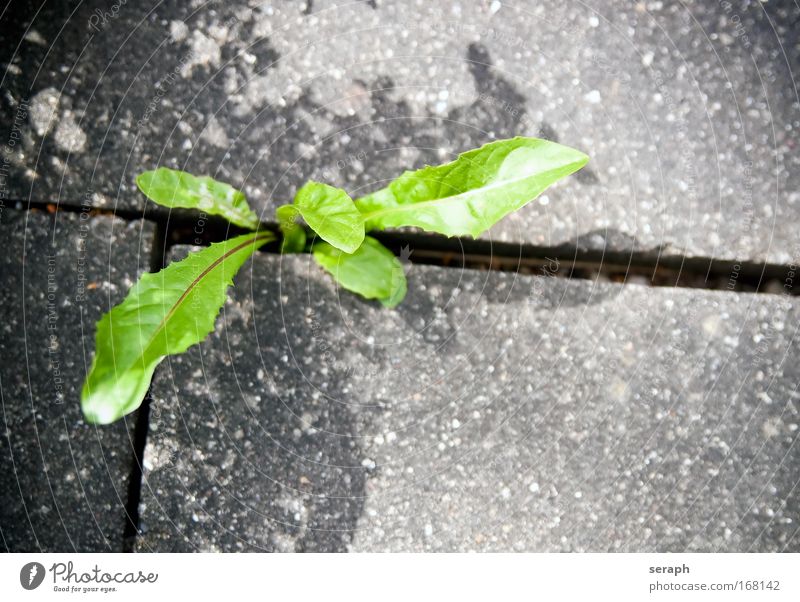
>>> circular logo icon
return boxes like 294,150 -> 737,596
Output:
20,562 -> 45,590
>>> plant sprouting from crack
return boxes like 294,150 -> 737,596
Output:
81,137 -> 588,424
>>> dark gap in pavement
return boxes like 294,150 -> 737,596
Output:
121,220 -> 167,552
371,231 -> 799,297
13,198 -> 156,222
160,211 -> 797,296
11,199 -> 797,296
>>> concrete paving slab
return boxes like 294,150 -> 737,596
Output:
0,207 -> 155,551
2,1 -> 797,262
137,249 -> 799,551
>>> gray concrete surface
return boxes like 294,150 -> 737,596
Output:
136,250 -> 799,552
2,0 -> 798,555
0,207 -> 155,551
2,1 -> 798,262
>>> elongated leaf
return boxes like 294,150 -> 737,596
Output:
294,181 -> 364,253
137,167 -> 261,230
313,236 -> 407,308
276,204 -> 307,253
355,136 -> 588,237
81,231 -> 274,424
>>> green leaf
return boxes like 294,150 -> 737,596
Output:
313,236 -> 407,308
137,167 -> 261,230
355,136 -> 588,237
294,181 -> 365,253
276,204 -> 307,253
81,231 -> 274,424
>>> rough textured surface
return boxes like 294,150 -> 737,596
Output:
2,1 -> 798,262
0,207 -> 155,551
137,250 -> 799,552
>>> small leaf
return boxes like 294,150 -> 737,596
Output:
276,204 -> 307,253
355,136 -> 588,237
137,167 -> 261,230
313,236 -> 407,308
81,231 -> 274,424
294,181 -> 365,253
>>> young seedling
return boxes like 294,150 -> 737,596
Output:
80,136 -> 588,424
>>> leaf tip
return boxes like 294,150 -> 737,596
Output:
80,391 -> 118,426
135,170 -> 151,192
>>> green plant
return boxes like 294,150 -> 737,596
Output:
81,137 -> 588,424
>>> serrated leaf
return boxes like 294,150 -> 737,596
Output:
81,231 -> 274,424
276,204 -> 307,253
355,136 -> 588,237
137,167 -> 261,230
313,236 -> 407,308
294,181 -> 365,253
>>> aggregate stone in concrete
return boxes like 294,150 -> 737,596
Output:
137,250 -> 799,552
0,207 -> 155,551
2,1 -> 798,263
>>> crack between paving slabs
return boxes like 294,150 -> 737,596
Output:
10,203 -> 797,549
